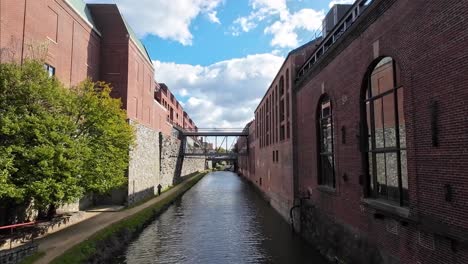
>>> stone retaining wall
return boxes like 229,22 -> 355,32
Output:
181,157 -> 205,177
0,243 -> 37,264
160,134 -> 205,188
160,134 -> 182,188
127,121 -> 160,205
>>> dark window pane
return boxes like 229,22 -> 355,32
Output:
385,152 -> 399,202
367,101 -> 373,148
318,95 -> 334,187
382,94 -> 396,148
376,153 -> 387,197
321,155 -> 334,186
371,57 -> 394,96
365,57 -> 408,205
373,98 -> 384,148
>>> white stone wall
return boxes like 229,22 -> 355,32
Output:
181,157 -> 205,177
160,134 -> 206,186
160,135 -> 181,188
128,121 -> 160,205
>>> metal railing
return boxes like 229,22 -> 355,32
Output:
181,128 -> 249,136
297,0 -> 374,79
0,221 -> 39,249
183,128 -> 247,133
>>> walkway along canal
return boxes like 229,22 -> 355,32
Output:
118,171 -> 328,264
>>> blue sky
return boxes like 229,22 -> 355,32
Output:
144,0 -> 334,66
85,0 -> 355,128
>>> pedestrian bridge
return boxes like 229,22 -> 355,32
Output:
179,128 -> 249,158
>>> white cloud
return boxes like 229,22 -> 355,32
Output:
233,16 -> 257,33
179,88 -> 189,97
153,53 -> 284,128
231,0 -> 324,48
231,0 -> 287,35
207,11 -> 221,24
264,9 -> 324,48
329,0 -> 356,8
85,0 -> 222,45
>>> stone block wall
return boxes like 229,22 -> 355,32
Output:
0,243 -> 37,264
127,121 -> 160,205
160,134 -> 206,188
181,157 -> 205,177
160,134 -> 182,188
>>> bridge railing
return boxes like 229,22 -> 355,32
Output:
182,128 -> 249,133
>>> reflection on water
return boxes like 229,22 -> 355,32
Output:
118,172 -> 327,264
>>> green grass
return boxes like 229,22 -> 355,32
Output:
50,171 -> 208,264
19,251 -> 45,264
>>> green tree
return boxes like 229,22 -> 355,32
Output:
71,80 -> 134,194
0,61 -> 134,218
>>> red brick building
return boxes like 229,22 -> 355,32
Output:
237,38 -> 321,219
238,0 -> 468,263
155,83 -> 197,131
0,0 -> 200,208
0,0 -> 196,136
0,0 -> 101,84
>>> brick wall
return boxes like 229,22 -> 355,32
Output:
293,0 -> 468,263
237,40 -> 321,220
239,0 -> 468,263
0,0 -> 101,84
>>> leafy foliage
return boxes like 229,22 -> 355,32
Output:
0,61 -> 134,212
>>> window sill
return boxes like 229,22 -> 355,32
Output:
361,198 -> 413,221
317,185 -> 337,195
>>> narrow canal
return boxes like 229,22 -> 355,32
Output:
118,172 -> 328,264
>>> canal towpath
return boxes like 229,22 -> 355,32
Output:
34,173 -> 206,264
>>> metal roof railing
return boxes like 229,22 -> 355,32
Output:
297,0 -> 374,79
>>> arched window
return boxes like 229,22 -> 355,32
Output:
364,57 -> 408,206
317,94 -> 335,187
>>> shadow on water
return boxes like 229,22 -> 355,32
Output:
116,172 -> 328,264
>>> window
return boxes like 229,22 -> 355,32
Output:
317,94 -> 335,187
280,125 -> 285,141
44,64 -> 55,77
279,76 -> 284,96
280,99 -> 285,122
364,57 -> 408,206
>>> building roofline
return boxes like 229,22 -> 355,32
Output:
121,16 -> 154,67
64,0 -> 102,36
254,37 -> 322,113
86,3 -> 153,67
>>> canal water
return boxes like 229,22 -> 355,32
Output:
118,172 -> 328,264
